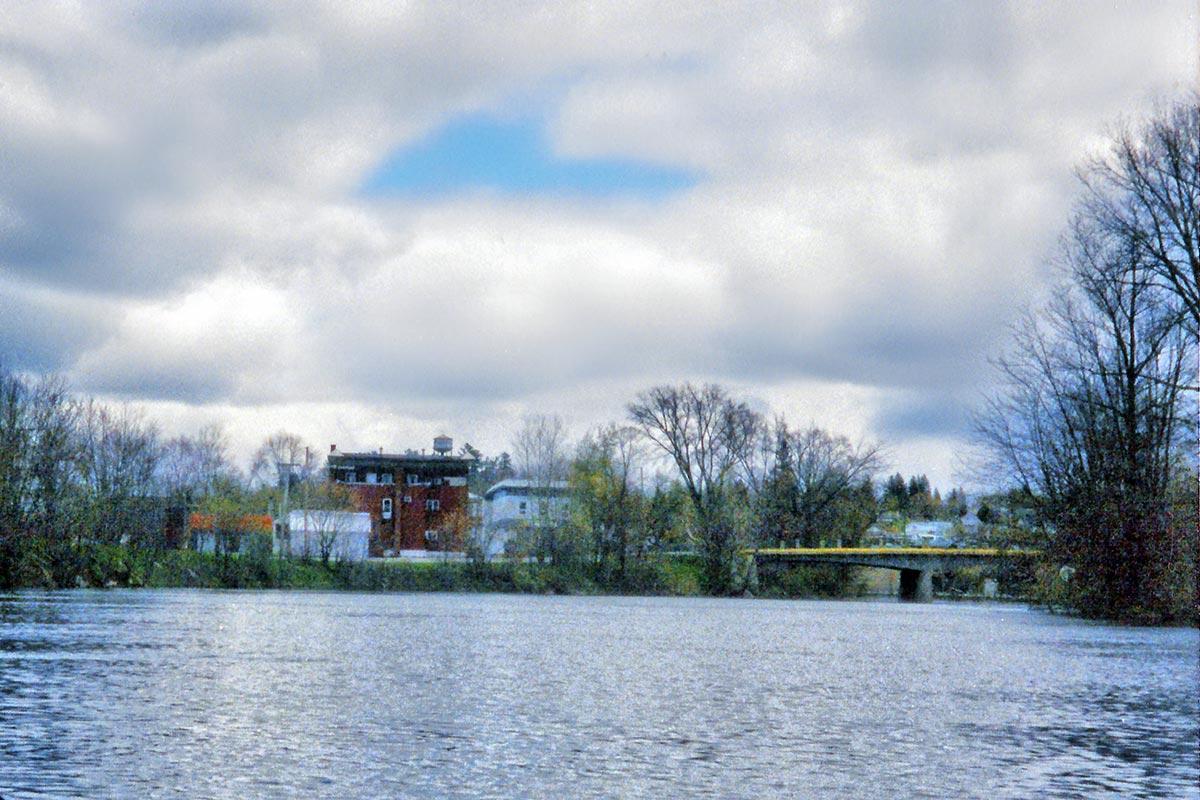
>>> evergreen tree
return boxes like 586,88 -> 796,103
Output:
907,474 -> 934,519
883,473 -> 908,512
758,431 -> 799,546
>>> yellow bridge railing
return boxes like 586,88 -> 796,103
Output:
744,547 -> 1040,558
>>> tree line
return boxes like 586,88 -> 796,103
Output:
491,394 -> 892,595
0,378 -> 362,583
0,366 -> 910,594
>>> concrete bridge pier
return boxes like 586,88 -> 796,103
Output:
898,568 -> 932,602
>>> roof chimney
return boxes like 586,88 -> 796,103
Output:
330,444 -> 337,453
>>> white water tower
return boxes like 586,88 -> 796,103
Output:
433,435 -> 453,455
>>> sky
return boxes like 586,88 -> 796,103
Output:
1,1 -> 1196,489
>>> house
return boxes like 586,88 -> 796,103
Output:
863,523 -> 905,547
327,437 -> 472,557
904,520 -> 958,547
481,478 -> 570,558
105,497 -> 187,549
878,511 -> 903,526
285,509 -> 371,562
189,512 -> 273,554
958,512 -> 983,540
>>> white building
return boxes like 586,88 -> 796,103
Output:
959,512 -> 983,537
286,509 -> 372,561
864,524 -> 905,547
481,479 -> 571,558
904,520 -> 958,547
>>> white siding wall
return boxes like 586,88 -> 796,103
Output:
904,520 -> 957,547
483,489 -> 571,557
286,510 -> 371,561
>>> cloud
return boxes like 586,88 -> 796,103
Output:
873,392 -> 974,440
1,1 -> 1195,489
71,271 -> 299,403
0,276 -> 115,372
125,2 -> 269,48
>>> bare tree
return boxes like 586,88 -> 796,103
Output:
292,480 -> 357,564
459,493 -> 498,564
1083,94 -> 1199,337
746,418 -> 882,548
572,423 -> 644,578
75,401 -> 163,547
732,414 -> 780,497
0,371 -> 79,553
788,424 -> 884,547
976,199 -> 1196,621
511,413 -> 571,563
512,413 -> 569,486
628,383 -> 760,593
159,424 -> 233,504
251,431 -> 317,544
250,431 -> 317,489
0,370 -> 27,546
24,376 -> 80,542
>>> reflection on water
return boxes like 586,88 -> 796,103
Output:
0,591 -> 1196,799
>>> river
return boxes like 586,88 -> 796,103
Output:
0,590 -> 1196,798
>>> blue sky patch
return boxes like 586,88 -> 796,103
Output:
362,115 -> 697,199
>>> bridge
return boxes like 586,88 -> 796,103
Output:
747,547 -> 1039,601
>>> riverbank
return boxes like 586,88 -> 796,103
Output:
4,541 -> 693,595
1,541 -> 894,599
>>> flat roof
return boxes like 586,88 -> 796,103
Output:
329,451 -> 469,464
484,478 -> 570,500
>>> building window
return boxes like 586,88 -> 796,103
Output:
381,498 -> 393,519
519,501 -> 527,514
345,471 -> 356,483
381,473 -> 394,484
406,473 -> 422,486
403,495 -> 412,504
424,529 -> 438,542
366,472 -> 377,484
425,499 -> 440,512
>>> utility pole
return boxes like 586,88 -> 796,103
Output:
277,460 -> 299,557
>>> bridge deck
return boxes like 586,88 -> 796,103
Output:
745,548 -> 1039,603
747,547 -> 1038,558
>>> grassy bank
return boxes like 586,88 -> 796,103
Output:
3,543 -> 1189,622
1,540 -> 884,600
0,539 -> 713,596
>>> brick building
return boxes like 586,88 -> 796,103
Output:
327,438 -> 471,557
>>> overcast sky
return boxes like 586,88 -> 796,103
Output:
1,1 -> 1196,488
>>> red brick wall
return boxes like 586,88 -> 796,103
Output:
347,484 -> 395,556
393,479 -> 468,552
345,476 -> 467,556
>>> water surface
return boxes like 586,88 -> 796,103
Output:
0,591 -> 1196,798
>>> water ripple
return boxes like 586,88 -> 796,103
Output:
0,591 -> 1195,799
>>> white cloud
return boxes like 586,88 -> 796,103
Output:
1,0 -> 1195,490
72,270 -> 299,402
